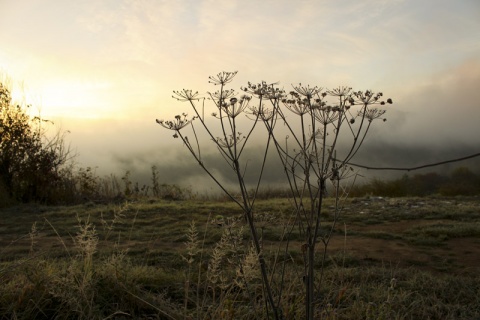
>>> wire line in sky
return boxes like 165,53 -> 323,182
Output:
343,152 -> 480,172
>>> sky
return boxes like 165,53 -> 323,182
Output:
1,0 -> 479,192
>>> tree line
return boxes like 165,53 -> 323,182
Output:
349,167 -> 480,197
1,81 -> 478,207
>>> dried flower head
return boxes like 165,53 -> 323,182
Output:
282,91 -> 310,116
281,88 -> 325,115
282,97 -> 310,115
242,81 -> 280,98
213,133 -> 245,148
381,98 -> 393,105
156,113 -> 195,137
329,164 -> 355,181
248,104 -> 275,121
208,71 -> 238,85
359,108 -> 386,122
352,90 -> 392,106
265,86 -> 285,100
172,89 -> 201,101
215,94 -> 252,118
327,86 -> 352,97
314,106 -> 341,125
292,84 -> 322,99
209,89 -> 236,101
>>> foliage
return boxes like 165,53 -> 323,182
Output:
64,166 -> 194,203
0,83 -> 71,205
439,167 -> 480,196
350,167 -> 480,197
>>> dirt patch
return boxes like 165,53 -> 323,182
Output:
332,237 -> 426,262
347,219 -> 451,233
446,237 -> 480,273
325,220 -> 480,273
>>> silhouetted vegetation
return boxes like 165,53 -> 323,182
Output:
349,167 -> 480,197
2,79 -> 478,210
0,83 -> 72,206
0,83 -> 192,206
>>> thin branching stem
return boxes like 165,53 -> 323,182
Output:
158,73 -> 392,320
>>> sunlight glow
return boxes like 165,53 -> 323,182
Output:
0,0 -> 479,186
39,80 -> 112,119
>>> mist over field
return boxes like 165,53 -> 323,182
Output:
97,141 -> 478,195
63,60 -> 480,193
3,0 -> 478,195
70,122 -> 480,195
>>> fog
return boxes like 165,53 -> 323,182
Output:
2,0 -> 479,195
60,59 -> 480,194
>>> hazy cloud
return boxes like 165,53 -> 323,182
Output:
1,0 -> 479,192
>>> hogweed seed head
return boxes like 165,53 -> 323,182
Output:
215,94 -> 252,118
352,90 -> 393,107
156,113 -> 195,135
327,86 -> 352,97
208,71 -> 238,85
314,105 -> 341,125
209,89 -> 236,101
359,108 -> 387,122
172,89 -> 201,101
249,105 -> 274,121
292,84 -> 322,99
213,133 -> 245,148
242,81 -> 281,99
283,98 -> 310,115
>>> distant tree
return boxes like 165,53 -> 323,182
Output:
151,165 -> 160,197
350,168 -> 479,198
408,172 -> 445,196
0,82 -> 72,204
440,166 -> 480,196
121,170 -> 132,197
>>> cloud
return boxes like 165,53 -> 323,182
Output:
2,0 -> 480,194
107,132 -> 480,194
379,58 -> 480,147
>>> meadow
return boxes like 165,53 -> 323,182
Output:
1,195 -> 479,319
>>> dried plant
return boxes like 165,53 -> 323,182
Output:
100,201 -> 129,240
74,215 -> 99,285
29,222 -> 38,254
157,71 -> 393,319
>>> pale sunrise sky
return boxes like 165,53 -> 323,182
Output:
1,0 -> 479,188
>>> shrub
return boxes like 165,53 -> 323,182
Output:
0,83 -> 72,205
350,167 -> 479,198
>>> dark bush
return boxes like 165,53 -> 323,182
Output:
349,167 -> 480,197
439,167 -> 480,196
0,83 -> 71,205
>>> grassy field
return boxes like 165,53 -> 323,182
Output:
1,196 -> 479,319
